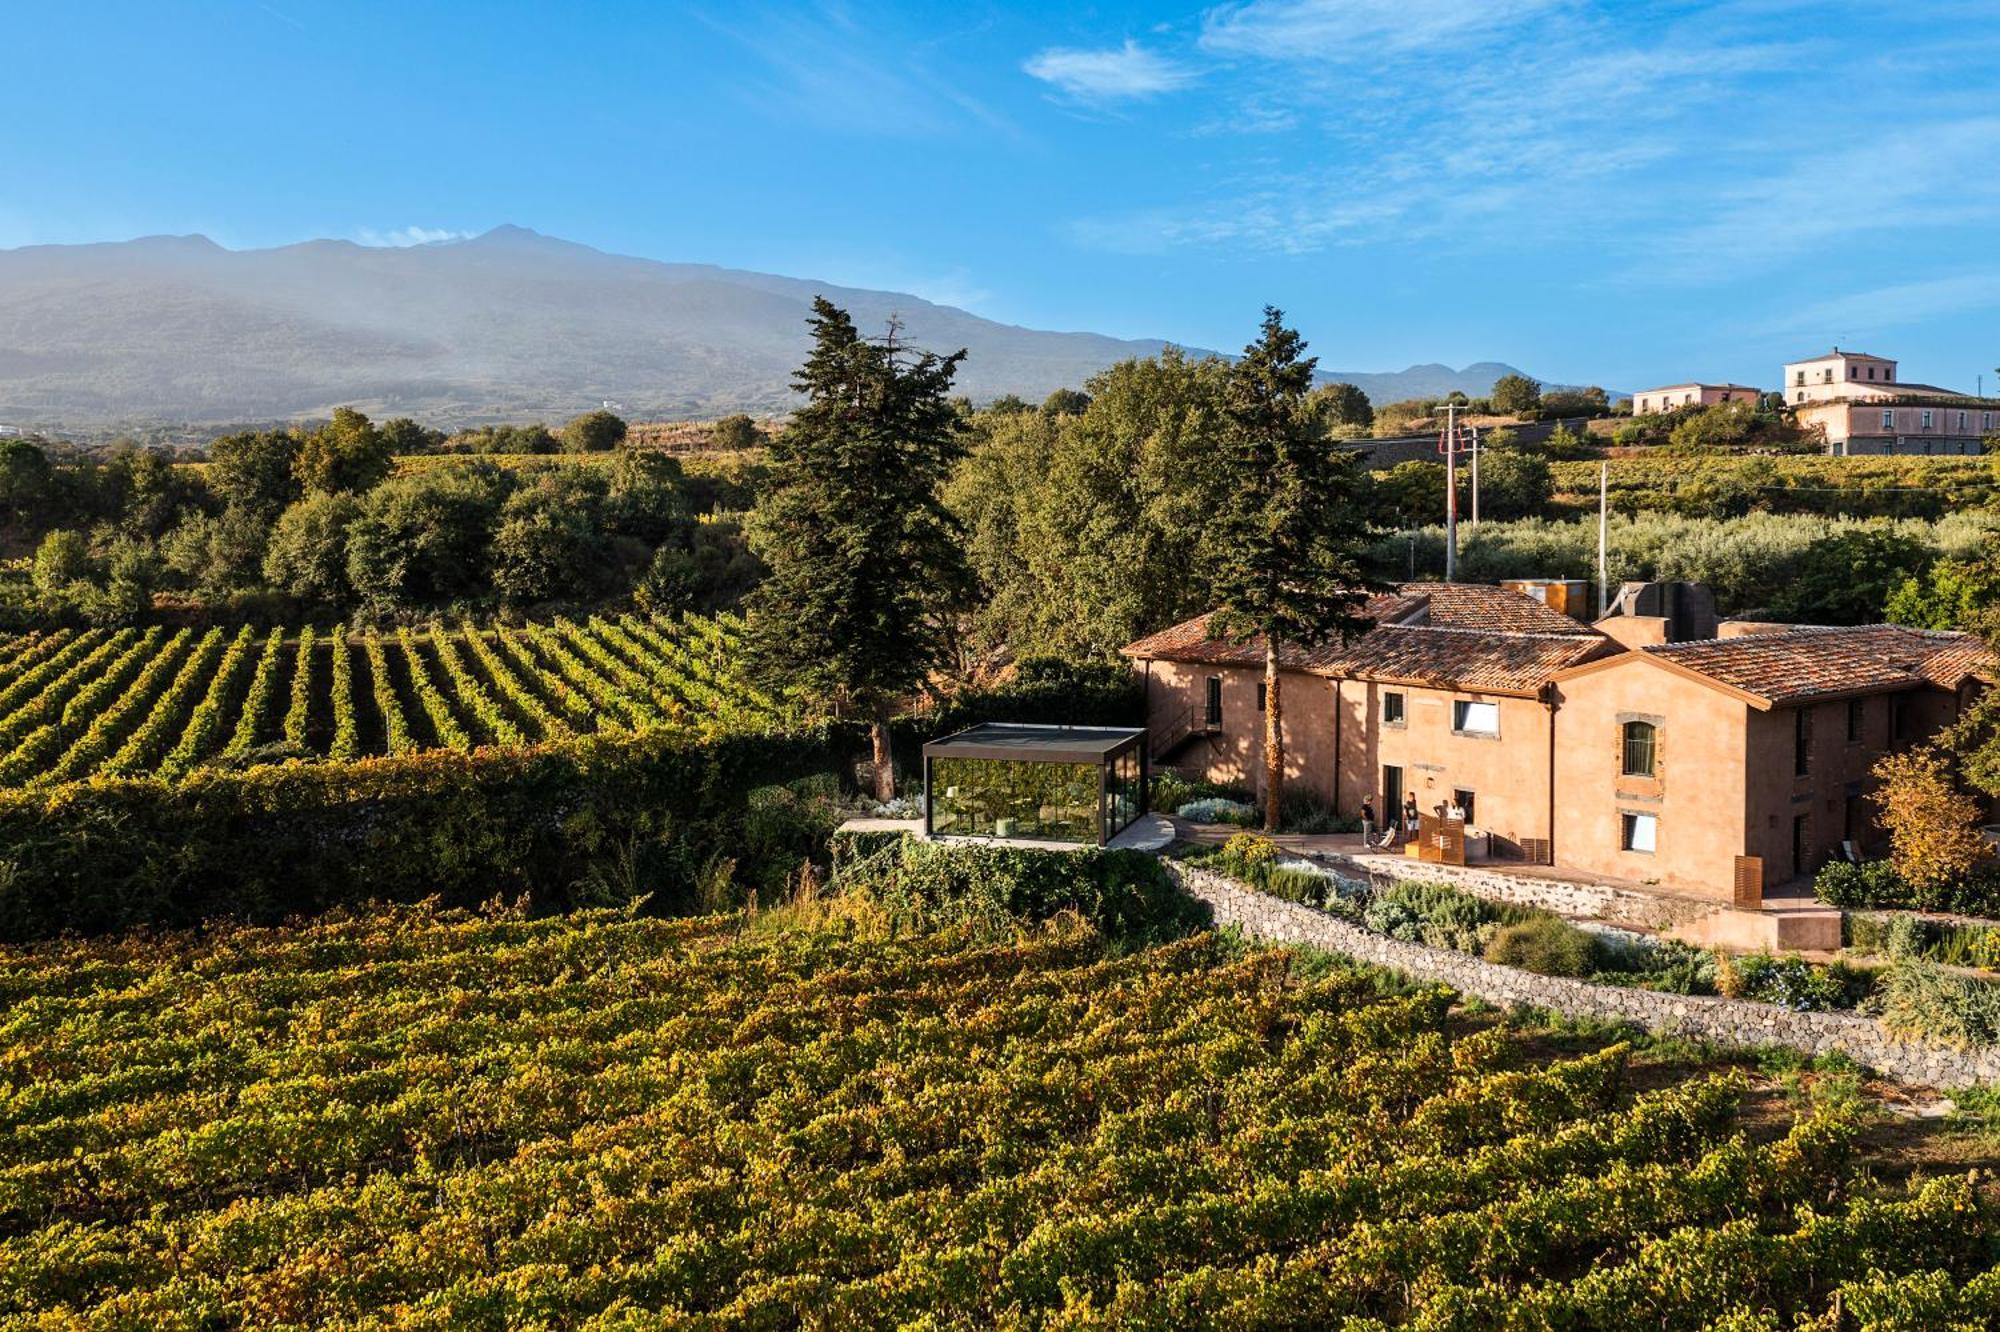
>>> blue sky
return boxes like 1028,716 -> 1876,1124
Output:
4,0 -> 1998,392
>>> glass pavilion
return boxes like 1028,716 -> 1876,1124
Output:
922,723 -> 1148,846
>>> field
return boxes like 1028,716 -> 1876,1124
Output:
0,902 -> 1994,1327
1548,453 -> 1999,517
0,612 -> 786,788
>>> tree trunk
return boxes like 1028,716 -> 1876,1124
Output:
870,712 -> 896,804
1263,638 -> 1283,833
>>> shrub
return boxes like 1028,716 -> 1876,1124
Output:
1720,954 -> 1871,1012
853,839 -> 1208,942
1179,797 -> 1258,826
1816,856 -> 2000,918
1277,788 -> 1358,834
1222,831 -> 1278,868
1816,858 -> 1912,909
1482,916 -> 1599,977
1150,772 -> 1250,812
1875,960 -> 2000,1048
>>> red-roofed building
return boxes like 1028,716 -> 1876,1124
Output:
1123,586 -> 1995,900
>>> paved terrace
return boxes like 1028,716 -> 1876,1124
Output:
1171,818 -> 1837,949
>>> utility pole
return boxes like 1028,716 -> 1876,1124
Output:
1597,461 -> 1609,617
1468,424 -> 1480,527
1442,400 -> 1459,581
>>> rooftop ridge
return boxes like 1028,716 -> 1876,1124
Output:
1383,623 -> 1604,642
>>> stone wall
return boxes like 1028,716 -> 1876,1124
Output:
1299,850 -> 1717,931
1169,861 -> 2000,1087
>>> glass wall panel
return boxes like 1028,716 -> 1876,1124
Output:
930,757 -> 1100,843
1104,746 -> 1142,840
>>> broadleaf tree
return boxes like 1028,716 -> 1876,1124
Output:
1209,308 -> 1375,831
746,298 -> 973,799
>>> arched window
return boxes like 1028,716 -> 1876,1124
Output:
1622,721 -> 1656,777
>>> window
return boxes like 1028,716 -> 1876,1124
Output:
1959,412 -> 1969,432
1794,708 -> 1812,776
1204,677 -> 1222,728
1985,414 -> 1994,431
1621,721 -> 1657,777
1848,365 -> 1857,379
1922,409 -> 1933,430
1256,682 -> 1266,712
1884,367 -> 1892,381
1794,371 -> 1805,386
1382,691 -> 1406,726
1867,366 -> 1876,379
1883,409 -> 1895,430
1451,789 -> 1476,823
1847,698 -> 1864,742
1452,699 -> 1499,736
1621,812 -> 1657,853
1890,695 -> 1908,744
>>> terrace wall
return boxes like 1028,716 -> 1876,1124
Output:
1168,860 -> 2000,1087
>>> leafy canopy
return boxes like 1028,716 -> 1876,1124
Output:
745,298 -> 973,712
1209,307 -> 1373,652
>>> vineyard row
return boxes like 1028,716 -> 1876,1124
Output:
0,612 -> 784,789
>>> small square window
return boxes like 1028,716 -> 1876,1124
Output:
1621,812 -> 1657,853
1382,691 -> 1405,726
1452,699 -> 1499,736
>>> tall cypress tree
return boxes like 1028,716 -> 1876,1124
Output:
1210,308 -> 1374,832
746,298 -> 972,799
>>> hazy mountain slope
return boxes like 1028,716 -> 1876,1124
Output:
0,227 -> 1547,426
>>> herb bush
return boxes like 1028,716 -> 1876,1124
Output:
1483,915 -> 1600,977
1875,961 -> 2000,1048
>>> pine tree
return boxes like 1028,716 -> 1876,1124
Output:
1210,308 -> 1374,832
745,298 -> 973,799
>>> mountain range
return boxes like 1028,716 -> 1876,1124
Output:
0,227 -> 1549,428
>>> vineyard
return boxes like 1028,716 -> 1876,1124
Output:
0,612 -> 787,788
0,902 -> 1993,1326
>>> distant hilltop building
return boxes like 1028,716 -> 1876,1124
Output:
1631,382 -> 1761,414
1783,348 -> 1999,456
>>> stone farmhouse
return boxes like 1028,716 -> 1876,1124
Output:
1631,382 -> 1762,414
1783,348 -> 2000,455
1123,582 -> 1993,902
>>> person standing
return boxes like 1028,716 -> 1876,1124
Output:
1403,794 -> 1420,836
1360,798 -> 1378,850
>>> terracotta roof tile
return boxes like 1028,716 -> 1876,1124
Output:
1645,624 -> 1995,704
1392,582 -> 1592,634
1122,598 -> 1611,695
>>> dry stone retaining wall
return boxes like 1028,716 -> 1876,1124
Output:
1300,851 -> 1716,930
1169,861 -> 2000,1087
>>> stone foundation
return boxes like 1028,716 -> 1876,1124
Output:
1169,861 -> 2000,1088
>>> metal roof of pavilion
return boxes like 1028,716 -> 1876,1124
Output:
923,723 -> 1145,763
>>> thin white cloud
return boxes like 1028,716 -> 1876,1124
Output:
1024,40 -> 1194,101
1200,0 -> 1566,58
356,226 -> 473,247
1756,272 -> 2000,339
1670,116 -> 2000,265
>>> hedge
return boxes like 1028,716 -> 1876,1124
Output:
0,726 -> 861,941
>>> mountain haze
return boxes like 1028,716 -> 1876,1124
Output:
0,228 -> 1544,426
